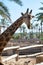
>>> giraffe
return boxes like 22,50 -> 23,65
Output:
0,8 -> 34,64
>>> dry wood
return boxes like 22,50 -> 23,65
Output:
2,54 -> 18,62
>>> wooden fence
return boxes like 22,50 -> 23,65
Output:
2,44 -> 43,62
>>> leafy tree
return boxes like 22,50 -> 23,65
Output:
0,2 -> 11,20
29,32 -> 33,39
36,2 -> 43,36
0,0 -> 22,33
22,26 -> 26,33
30,23 -> 33,33
19,25 -> 23,33
35,23 -> 38,37
38,26 -> 41,38
0,2 -> 11,33
19,25 -> 26,38
0,0 -> 22,19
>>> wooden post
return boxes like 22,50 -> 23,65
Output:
0,56 -> 3,65
36,55 -> 43,63
0,56 -> 1,62
15,49 -> 19,61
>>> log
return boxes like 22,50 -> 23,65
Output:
2,54 -> 18,62
3,46 -> 20,51
19,44 -> 43,50
3,44 -> 43,51
19,52 -> 43,58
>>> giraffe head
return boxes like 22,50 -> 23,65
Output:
21,8 -> 34,29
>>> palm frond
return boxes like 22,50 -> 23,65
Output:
0,2 -> 10,16
9,0 -> 23,6
0,2 -> 11,21
40,2 -> 43,4
36,15 -> 43,21
0,10 -> 11,21
35,12 -> 43,16
35,2 -> 43,24
39,7 -> 43,10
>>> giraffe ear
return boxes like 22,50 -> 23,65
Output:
21,12 -> 24,16
29,10 -> 32,14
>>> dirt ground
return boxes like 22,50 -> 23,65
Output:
2,57 -> 36,65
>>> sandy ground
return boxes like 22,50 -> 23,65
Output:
2,56 -> 36,65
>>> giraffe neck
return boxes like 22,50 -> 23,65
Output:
0,16 -> 23,54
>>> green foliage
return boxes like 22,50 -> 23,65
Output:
12,32 -> 29,40
19,25 -> 26,33
0,19 -> 11,26
9,0 -> 23,6
0,2 -> 10,16
12,34 -> 20,39
40,36 -> 43,40
29,32 -> 33,39
35,2 -> 43,38
0,2 -> 11,20
0,0 -> 23,32
36,13 -> 43,21
0,0 -> 23,20
39,7 -> 43,10
35,2 -> 43,22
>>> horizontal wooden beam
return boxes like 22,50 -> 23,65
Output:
3,44 -> 43,51
19,44 -> 43,50
2,54 -> 18,62
19,52 -> 43,58
2,52 -> 43,62
3,46 -> 20,51
34,62 -> 43,65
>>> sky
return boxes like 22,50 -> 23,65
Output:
0,0 -> 43,33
